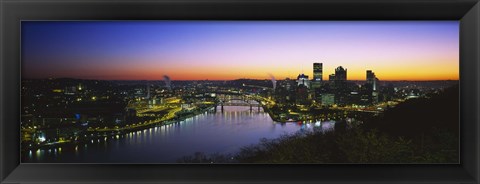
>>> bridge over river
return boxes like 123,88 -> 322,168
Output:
215,94 -> 262,112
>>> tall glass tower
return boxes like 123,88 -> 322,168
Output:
366,70 -> 377,91
313,63 -> 323,82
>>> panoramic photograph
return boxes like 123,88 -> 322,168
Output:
21,21 -> 459,163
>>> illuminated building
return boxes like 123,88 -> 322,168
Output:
313,63 -> 323,81
333,66 -> 348,105
366,70 -> 380,103
64,86 -> 76,95
312,63 -> 322,89
372,91 -> 379,103
296,74 -> 310,88
366,70 -> 377,91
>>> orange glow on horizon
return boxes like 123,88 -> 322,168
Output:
70,58 -> 459,81
23,21 -> 459,81
60,64 -> 459,81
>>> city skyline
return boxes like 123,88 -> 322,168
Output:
22,21 -> 459,81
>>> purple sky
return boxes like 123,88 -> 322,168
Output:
22,21 -> 459,81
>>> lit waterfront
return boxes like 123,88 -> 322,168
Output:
24,105 -> 337,163
20,21 -> 459,163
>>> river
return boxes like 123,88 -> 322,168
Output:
23,103 -> 336,163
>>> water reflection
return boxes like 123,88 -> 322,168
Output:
26,106 -> 337,163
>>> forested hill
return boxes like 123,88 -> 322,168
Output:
365,84 -> 459,138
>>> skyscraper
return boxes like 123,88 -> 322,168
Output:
366,70 -> 380,104
313,63 -> 323,82
335,66 -> 347,82
312,63 -> 323,89
334,66 -> 348,105
366,70 -> 377,91
366,70 -> 375,81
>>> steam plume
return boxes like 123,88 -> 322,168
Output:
268,73 -> 277,91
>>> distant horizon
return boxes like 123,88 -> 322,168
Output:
22,21 -> 459,81
22,77 -> 460,82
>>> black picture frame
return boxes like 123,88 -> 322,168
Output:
1,0 -> 479,183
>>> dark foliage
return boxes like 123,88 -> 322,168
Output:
176,152 -> 236,163
366,84 -> 459,138
178,85 -> 459,163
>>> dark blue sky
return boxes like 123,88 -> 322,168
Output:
21,21 -> 459,80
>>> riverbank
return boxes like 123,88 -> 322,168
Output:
23,105 -> 311,163
178,85 -> 459,163
22,104 -> 217,153
263,104 -> 376,124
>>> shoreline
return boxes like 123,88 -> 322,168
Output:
21,104 -> 217,153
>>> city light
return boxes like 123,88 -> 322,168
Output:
38,136 -> 45,142
20,21 -> 459,164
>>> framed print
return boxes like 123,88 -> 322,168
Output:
1,0 -> 479,183
18,20 -> 460,164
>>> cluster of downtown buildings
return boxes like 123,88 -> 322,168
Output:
274,62 -> 385,107
20,63 -> 455,150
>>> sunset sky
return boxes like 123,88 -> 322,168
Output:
22,21 -> 459,81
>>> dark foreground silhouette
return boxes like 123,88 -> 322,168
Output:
178,85 -> 459,163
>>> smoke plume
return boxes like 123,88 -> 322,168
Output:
268,73 -> 277,91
